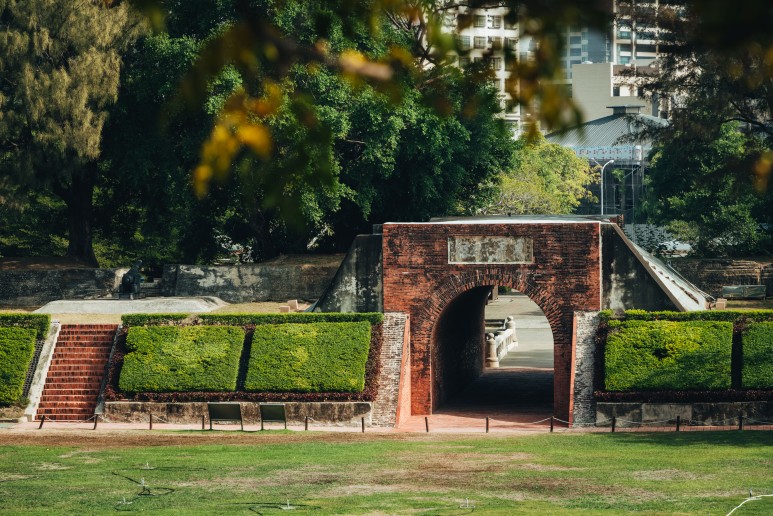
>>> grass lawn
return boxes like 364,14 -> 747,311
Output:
0,431 -> 771,514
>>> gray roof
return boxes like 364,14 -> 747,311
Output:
546,113 -> 668,164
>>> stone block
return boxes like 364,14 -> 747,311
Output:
279,306 -> 290,313
596,402 -> 641,427
641,403 -> 692,423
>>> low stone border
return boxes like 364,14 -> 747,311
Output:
596,401 -> 773,427
103,401 -> 373,427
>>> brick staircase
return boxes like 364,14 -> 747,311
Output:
36,324 -> 117,421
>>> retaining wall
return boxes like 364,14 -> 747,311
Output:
161,255 -> 344,303
595,401 -> 773,427
103,401 -> 372,426
669,259 -> 772,298
0,268 -> 126,307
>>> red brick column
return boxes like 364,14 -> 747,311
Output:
382,222 -> 602,422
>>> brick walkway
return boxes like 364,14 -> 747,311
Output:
398,367 -> 555,432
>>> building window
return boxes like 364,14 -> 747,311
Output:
489,15 -> 502,29
505,17 -> 517,29
504,56 -> 516,71
473,56 -> 483,63
618,30 -> 631,39
570,59 -> 581,66
613,86 -> 621,96
488,36 -> 502,49
459,57 -> 471,67
570,47 -> 581,56
474,15 -> 485,28
474,36 -> 486,49
570,35 -> 581,45
505,37 -> 517,50
619,56 -> 630,64
443,14 -> 456,28
457,35 -> 471,50
489,57 -> 502,70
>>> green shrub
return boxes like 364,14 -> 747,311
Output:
0,327 -> 37,405
121,314 -> 189,327
119,326 -> 244,393
120,312 -> 383,328
245,322 -> 371,393
623,309 -> 773,323
742,322 -> 773,389
199,312 -> 383,326
0,314 -> 50,339
605,320 -> 733,391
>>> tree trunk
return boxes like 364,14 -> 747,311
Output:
64,165 -> 99,267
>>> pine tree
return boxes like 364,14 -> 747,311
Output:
0,0 -> 142,265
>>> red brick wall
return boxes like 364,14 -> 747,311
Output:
382,222 -> 603,422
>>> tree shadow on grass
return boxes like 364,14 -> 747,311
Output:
596,430 -> 773,447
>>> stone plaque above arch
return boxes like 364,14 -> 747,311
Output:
447,236 -> 534,264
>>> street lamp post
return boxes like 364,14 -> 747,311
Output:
592,159 -> 615,215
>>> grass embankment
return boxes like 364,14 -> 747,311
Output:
0,432 -> 771,514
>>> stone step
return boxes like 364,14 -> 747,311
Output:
37,325 -> 115,421
37,400 -> 96,407
49,357 -> 109,365
43,388 -> 100,396
53,353 -> 111,360
37,409 -> 94,417
48,360 -> 105,373
57,333 -> 114,339
43,379 -> 102,394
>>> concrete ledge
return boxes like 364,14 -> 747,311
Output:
104,401 -> 372,427
24,323 -> 61,422
596,401 -> 773,427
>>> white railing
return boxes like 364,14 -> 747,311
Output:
485,316 -> 517,367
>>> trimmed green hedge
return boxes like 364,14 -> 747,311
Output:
199,312 -> 383,326
245,322 -> 371,393
119,326 -> 244,393
0,327 -> 37,404
742,322 -> 773,389
605,320 -> 733,391
121,312 -> 383,327
0,314 -> 50,339
121,314 -> 189,327
624,309 -> 773,322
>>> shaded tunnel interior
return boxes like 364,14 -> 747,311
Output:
431,286 -> 491,409
430,285 -> 554,415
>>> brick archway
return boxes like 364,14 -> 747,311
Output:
421,270 -> 564,415
382,219 -> 604,423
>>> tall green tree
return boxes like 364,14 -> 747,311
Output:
95,0 -> 516,263
645,121 -> 772,256
480,133 -> 594,215
0,0 -> 143,265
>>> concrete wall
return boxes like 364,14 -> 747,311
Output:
161,255 -> 343,303
314,235 -> 383,313
596,402 -> 773,427
572,63 -> 653,121
669,260 -> 772,298
104,401 -> 372,426
571,312 -> 601,426
601,224 -> 678,311
0,268 -> 126,307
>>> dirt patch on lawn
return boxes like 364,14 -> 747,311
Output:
632,469 -> 699,481
0,430 -> 454,449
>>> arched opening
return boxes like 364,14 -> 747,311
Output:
429,283 -> 555,421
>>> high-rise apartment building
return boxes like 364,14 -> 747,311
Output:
444,1 -> 670,132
